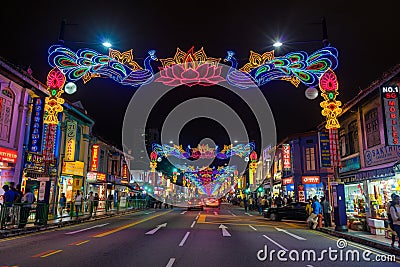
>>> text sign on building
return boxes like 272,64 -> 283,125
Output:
0,147 -> 18,163
381,83 -> 400,145
318,131 -> 331,167
302,176 -> 320,184
28,98 -> 44,153
65,120 -> 77,161
282,177 -> 294,185
90,144 -> 99,171
282,144 -> 291,170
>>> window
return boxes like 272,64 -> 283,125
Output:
365,108 -> 380,148
0,88 -> 14,141
305,147 -> 316,171
339,129 -> 346,157
348,120 -> 359,154
99,149 -> 105,172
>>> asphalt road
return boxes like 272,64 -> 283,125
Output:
1,204 -> 399,267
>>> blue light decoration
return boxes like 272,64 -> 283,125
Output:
224,46 -> 338,89
151,142 -> 255,159
28,98 -> 44,152
48,45 -> 157,87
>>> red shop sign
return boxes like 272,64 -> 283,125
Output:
302,176 -> 320,184
0,147 -> 18,163
282,177 -> 294,185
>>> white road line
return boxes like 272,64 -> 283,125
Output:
275,227 -> 306,240
263,234 -> 288,251
179,232 -> 190,247
244,212 -> 253,217
190,221 -> 196,228
195,215 -> 199,219
306,265 -> 314,267
166,258 -> 175,267
228,211 -> 237,216
249,225 -> 257,231
180,211 -> 187,215
65,223 -> 109,235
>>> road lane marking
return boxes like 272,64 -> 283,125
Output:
198,214 -> 206,223
219,224 -> 231,237
263,235 -> 288,251
179,232 -> 190,246
69,239 -> 91,246
244,212 -> 253,217
275,227 -> 306,240
195,215 -> 199,219
228,211 -> 237,216
40,250 -> 63,258
93,211 -> 171,237
145,223 -> 167,235
65,223 -> 109,235
32,250 -> 56,258
180,211 -> 187,215
166,258 -> 175,267
249,225 -> 257,231
190,221 -> 196,228
283,222 -> 302,228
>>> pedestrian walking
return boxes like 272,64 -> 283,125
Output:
306,196 -> 322,229
321,197 -> 332,227
58,193 -> 66,219
74,190 -> 83,219
389,194 -> 400,249
106,194 -> 113,212
387,193 -> 397,247
93,193 -> 99,216
87,191 -> 94,216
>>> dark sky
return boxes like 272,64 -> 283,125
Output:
1,0 -> 399,151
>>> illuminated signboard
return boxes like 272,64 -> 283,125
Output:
318,131 -> 331,167
122,163 -> 128,179
282,177 -> 294,185
65,120 -> 77,161
28,98 -> 44,152
302,176 -> 320,184
282,144 -> 291,170
90,144 -> 99,171
381,82 -> 400,145
87,171 -> 106,182
0,147 -> 18,163
62,161 -> 84,176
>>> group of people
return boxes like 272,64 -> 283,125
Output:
70,190 -> 101,219
386,193 -> 400,248
306,196 -> 332,229
2,182 -> 36,228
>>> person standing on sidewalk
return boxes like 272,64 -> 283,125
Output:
19,188 -> 35,228
321,197 -> 332,227
74,190 -> 83,219
307,196 -> 322,229
93,193 -> 99,216
386,193 -> 397,247
389,194 -> 400,248
58,193 -> 66,219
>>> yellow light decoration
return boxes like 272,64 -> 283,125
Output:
108,48 -> 143,71
281,76 -> 301,87
82,73 -> 100,84
239,50 -> 275,73
159,47 -> 220,69
318,68 -> 342,129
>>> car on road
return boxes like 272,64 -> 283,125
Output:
187,198 -> 204,210
203,197 -> 220,208
263,202 -> 308,221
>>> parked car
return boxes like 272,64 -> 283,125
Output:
203,197 -> 220,208
263,202 -> 308,221
187,198 -> 204,210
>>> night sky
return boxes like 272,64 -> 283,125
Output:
1,0 -> 399,152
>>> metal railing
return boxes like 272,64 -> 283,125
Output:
0,198 -> 147,230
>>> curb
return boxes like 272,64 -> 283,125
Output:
318,227 -> 400,256
0,209 -> 143,239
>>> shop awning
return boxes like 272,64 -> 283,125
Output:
353,161 -> 399,182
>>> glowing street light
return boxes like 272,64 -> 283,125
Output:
102,41 -> 112,48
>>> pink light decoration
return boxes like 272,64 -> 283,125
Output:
319,69 -> 338,92
46,68 -> 66,89
155,47 -> 224,87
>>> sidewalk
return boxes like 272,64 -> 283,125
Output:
318,226 -> 400,256
0,207 -> 143,239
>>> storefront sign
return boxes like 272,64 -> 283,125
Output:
298,184 -> 305,202
0,147 -> 18,163
354,166 -> 395,181
302,176 -> 320,184
364,144 -> 400,167
65,120 -> 77,161
282,177 -> 294,185
28,98 -> 44,153
263,144 -> 272,162
380,83 -> 400,145
122,163 -> 128,178
87,171 -> 107,183
318,131 -> 331,167
282,144 -> 291,170
62,161 -> 84,176
90,144 -> 99,171
339,155 -> 361,173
